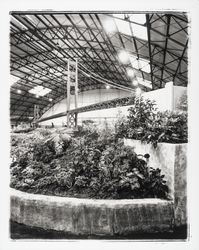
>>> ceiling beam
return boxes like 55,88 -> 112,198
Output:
160,15 -> 170,87
173,39 -> 188,82
146,14 -> 155,89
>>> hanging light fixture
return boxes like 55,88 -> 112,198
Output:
106,85 -> 110,89
127,68 -> 135,78
118,50 -> 130,64
132,79 -> 138,86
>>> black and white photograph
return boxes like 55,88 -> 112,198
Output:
9,10 -> 189,240
0,1 -> 199,248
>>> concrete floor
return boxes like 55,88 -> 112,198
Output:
10,221 -> 187,240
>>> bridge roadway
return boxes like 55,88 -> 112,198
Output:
37,95 -> 135,123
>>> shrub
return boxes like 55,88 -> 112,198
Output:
10,128 -> 170,200
115,97 -> 188,147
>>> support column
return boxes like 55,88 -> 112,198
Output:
66,59 -> 78,128
33,104 -> 40,127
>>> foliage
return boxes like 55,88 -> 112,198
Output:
10,128 -> 169,199
141,111 -> 188,147
176,91 -> 188,112
82,119 -> 95,125
10,129 -> 72,166
73,121 -> 99,139
115,97 -> 188,147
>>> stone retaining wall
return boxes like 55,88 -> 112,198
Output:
124,139 -> 187,227
10,189 -> 174,236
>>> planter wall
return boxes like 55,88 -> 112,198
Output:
174,144 -> 187,227
124,139 -> 187,227
10,188 -> 174,236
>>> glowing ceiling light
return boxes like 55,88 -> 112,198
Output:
102,18 -> 117,34
127,68 -> 135,78
49,98 -> 53,102
17,89 -> 22,94
135,87 -> 142,95
118,50 -> 130,64
132,80 -> 138,86
106,85 -> 110,89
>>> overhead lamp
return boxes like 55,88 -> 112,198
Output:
17,89 -> 22,94
127,68 -> 135,78
49,98 -> 53,102
135,87 -> 142,95
106,85 -> 110,89
132,79 -> 138,86
118,50 -> 130,64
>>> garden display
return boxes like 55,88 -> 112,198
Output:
10,126 -> 169,200
115,97 -> 188,147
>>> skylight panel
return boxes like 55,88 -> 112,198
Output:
113,14 -> 124,19
25,15 -> 36,25
130,23 -> 147,40
35,42 -> 46,51
130,55 -> 150,73
41,88 -> 52,96
102,17 -> 117,34
10,75 -> 20,86
29,86 -> 51,97
130,55 -> 139,69
138,58 -> 151,73
137,77 -> 152,89
114,18 -> 131,36
12,16 -> 28,30
54,71 -> 63,77
130,14 -> 146,25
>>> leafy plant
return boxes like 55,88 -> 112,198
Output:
176,91 -> 187,112
10,127 -> 170,200
115,97 -> 188,147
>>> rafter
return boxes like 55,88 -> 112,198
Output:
160,15 -> 170,87
173,39 -> 188,82
10,12 -> 188,122
146,14 -> 155,89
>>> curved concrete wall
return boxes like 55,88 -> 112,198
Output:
10,189 -> 174,236
124,139 -> 187,226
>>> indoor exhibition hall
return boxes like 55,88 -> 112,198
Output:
10,12 -> 188,240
